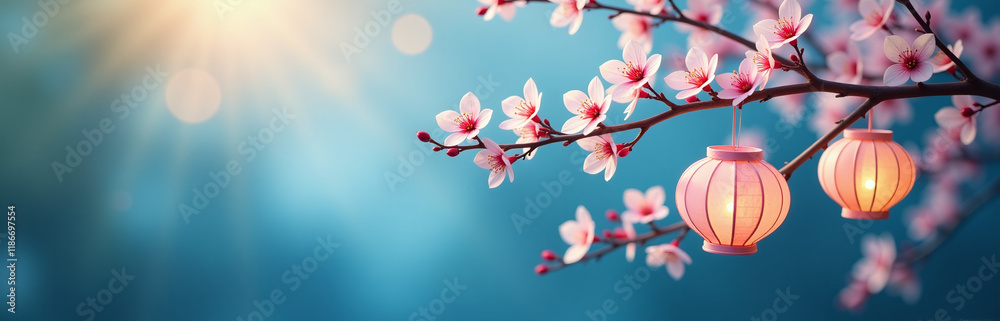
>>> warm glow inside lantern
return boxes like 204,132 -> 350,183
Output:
676,146 -> 790,255
817,129 -> 916,220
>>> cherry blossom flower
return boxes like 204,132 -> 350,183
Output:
852,233 -> 896,293
838,279 -> 870,311
934,95 -> 979,145
473,138 -> 515,188
883,34 -> 936,86
621,186 -> 669,224
600,41 -> 662,120
627,0 -> 665,15
499,78 -> 542,130
826,42 -> 864,84
849,0 -> 894,41
930,40 -> 964,73
905,207 -> 939,241
577,134 -> 619,181
562,76 -> 611,135
664,47 -> 719,99
717,57 -> 762,106
515,121 -> 550,160
810,94 -> 859,136
746,35 -> 777,89
645,242 -> 692,280
559,206 -> 596,264
612,14 -> 654,54
818,26 -> 852,54
752,0 -> 814,49
478,0 -> 526,22
888,264 -> 921,305
436,92 -> 493,146
550,0 -> 586,35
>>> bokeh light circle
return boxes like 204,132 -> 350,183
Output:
165,69 -> 222,123
392,14 -> 433,55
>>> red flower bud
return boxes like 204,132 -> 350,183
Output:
790,39 -> 798,47
605,209 -> 619,221
507,156 -> 519,164
790,54 -> 799,62
774,61 -> 783,69
541,250 -> 557,261
446,148 -> 460,157
602,230 -> 613,239
535,264 -> 549,275
416,131 -> 431,142
670,239 -> 680,247
638,90 -> 650,98
961,107 -> 975,118
703,85 -> 714,93
685,96 -> 700,103
475,6 -> 489,16
433,146 -> 443,152
617,147 -> 630,157
613,228 -> 628,239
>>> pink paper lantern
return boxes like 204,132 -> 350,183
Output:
676,146 -> 790,256
817,129 -> 916,220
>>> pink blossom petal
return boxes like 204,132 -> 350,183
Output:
883,64 -> 910,86
562,116 -> 590,134
488,167 -> 505,188
909,62 -> 933,83
646,186 -> 666,207
953,95 -> 974,109
473,149 -> 491,169
913,34 -> 937,61
686,47 -> 708,71
583,115 -> 605,134
604,154 -> 617,181
563,90 -> 589,112
436,110 -> 462,132
960,119 -> 977,145
623,41 -> 647,67
623,189 -> 644,209
583,154 -> 608,174
645,54 -> 662,78
569,14 -> 584,35
476,109 -> 493,129
524,79 -> 539,108
587,77 -> 605,104
666,260 -> 686,280
664,71 -> 691,92
600,60 -> 629,84
883,35 -> 909,62
753,19 -> 781,44
443,132 -> 468,146
559,220 -> 581,244
498,4 -> 516,21
501,95 -> 523,117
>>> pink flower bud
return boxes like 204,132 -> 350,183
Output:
541,250 -> 557,261
605,209 -> 619,221
535,264 -> 549,275
416,131 -> 431,142
446,148 -> 460,157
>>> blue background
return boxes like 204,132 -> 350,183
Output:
0,0 -> 998,320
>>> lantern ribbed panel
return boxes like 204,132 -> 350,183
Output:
676,146 -> 790,256
817,129 -> 916,220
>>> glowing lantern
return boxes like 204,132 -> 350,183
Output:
676,146 -> 791,255
817,129 -> 916,220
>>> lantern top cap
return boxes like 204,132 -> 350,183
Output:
844,129 -> 893,141
707,145 -> 763,161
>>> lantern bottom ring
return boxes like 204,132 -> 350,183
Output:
702,241 -> 757,256
841,209 -> 889,220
